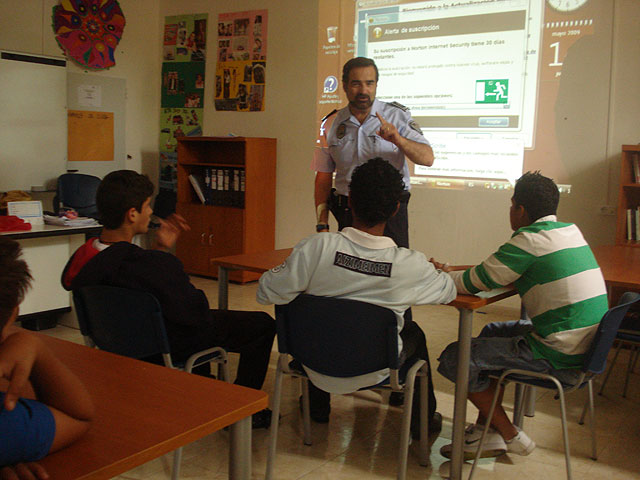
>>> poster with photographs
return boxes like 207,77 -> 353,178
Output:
163,13 -> 207,62
157,13 -> 207,210
215,10 -> 267,112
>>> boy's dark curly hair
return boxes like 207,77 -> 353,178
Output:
513,171 -> 559,222
349,158 -> 405,227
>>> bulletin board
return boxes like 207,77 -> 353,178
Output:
67,73 -> 126,178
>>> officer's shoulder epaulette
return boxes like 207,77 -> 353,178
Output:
388,101 -> 409,112
320,109 -> 338,122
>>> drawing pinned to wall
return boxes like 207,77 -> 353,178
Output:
157,13 -> 207,214
215,10 -> 268,111
52,0 -> 126,70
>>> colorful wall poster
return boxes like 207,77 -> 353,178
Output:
215,10 -> 267,111
163,13 -> 208,63
157,13 -> 207,209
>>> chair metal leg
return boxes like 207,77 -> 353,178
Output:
265,363 -> 284,480
469,373 -> 505,480
300,378 -> 312,446
599,342 -> 623,395
623,345 -> 636,398
171,447 -> 182,480
418,366 -> 430,467
513,384 -> 525,427
524,386 -> 537,417
219,360 -> 230,382
587,380 -> 597,460
554,380 -> 573,480
397,366 -> 416,480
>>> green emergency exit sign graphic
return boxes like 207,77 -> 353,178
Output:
476,79 -> 509,104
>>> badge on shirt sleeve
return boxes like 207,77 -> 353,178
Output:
409,120 -> 424,136
336,123 -> 346,139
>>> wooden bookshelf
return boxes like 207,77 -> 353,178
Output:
175,137 -> 276,282
615,144 -> 640,246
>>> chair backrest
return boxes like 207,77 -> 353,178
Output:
54,173 -> 101,218
583,291 -> 640,375
274,294 -> 399,377
73,285 -> 171,360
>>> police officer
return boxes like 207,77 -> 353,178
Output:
313,57 -> 434,247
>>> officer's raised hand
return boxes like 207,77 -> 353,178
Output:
376,112 -> 400,144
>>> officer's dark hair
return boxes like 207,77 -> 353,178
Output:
97,170 -> 154,229
0,237 -> 32,330
513,171 -> 559,222
342,57 -> 379,84
349,158 -> 405,227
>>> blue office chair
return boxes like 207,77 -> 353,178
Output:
598,306 -> 640,398
53,173 -> 101,219
265,294 -> 431,480
73,285 -> 229,480
469,291 -> 640,480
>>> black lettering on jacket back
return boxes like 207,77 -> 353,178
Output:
333,251 -> 392,277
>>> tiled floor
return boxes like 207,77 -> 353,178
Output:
43,278 -> 640,480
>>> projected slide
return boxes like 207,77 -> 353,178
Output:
356,0 -> 543,185
316,0 -> 611,191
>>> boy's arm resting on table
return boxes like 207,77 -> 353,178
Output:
0,330 -> 94,454
439,238 -> 533,295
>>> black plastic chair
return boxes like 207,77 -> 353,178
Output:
598,305 -> 640,398
265,294 -> 430,480
73,285 -> 229,480
469,291 -> 640,480
53,173 -> 101,218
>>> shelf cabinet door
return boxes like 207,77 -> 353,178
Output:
176,203 -> 209,276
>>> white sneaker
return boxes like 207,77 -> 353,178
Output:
506,427 -> 536,456
440,424 -> 507,460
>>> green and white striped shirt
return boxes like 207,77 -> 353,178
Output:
450,215 -> 608,369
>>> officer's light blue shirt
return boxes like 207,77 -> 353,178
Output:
313,99 -> 429,195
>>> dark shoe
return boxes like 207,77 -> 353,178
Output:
252,408 -> 272,429
299,396 -> 329,423
389,391 -> 404,406
411,411 -> 443,440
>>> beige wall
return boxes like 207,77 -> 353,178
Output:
159,0 -> 319,248
0,0 -> 161,179
4,0 -> 640,264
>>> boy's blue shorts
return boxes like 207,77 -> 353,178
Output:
437,320 -> 582,392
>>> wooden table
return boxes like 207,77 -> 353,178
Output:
592,244 -> 640,292
212,249 -> 292,309
212,249 -> 517,480
35,334 -> 268,480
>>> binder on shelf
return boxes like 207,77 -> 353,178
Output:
627,208 -> 635,241
636,207 -> 640,242
204,168 -> 212,205
216,168 -> 224,206
188,174 -> 206,204
239,169 -> 246,208
209,168 -> 218,205
223,168 -> 231,206
232,168 -> 241,207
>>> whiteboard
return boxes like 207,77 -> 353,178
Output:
0,51 -> 67,191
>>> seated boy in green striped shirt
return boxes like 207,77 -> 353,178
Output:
434,171 -> 608,459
